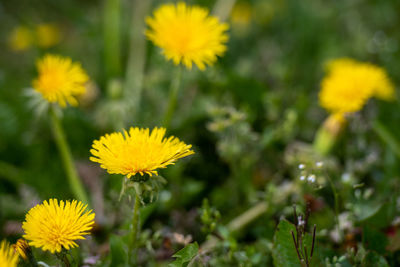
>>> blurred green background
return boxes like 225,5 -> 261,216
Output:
1,0 -> 400,266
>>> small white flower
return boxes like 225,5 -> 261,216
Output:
316,161 -> 323,168
307,174 -> 316,183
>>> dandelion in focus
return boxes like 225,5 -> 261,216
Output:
33,54 -> 89,107
319,58 -> 395,116
0,240 -> 18,267
146,2 -> 229,70
22,199 -> 95,253
90,127 -> 194,178
36,23 -> 61,48
8,26 -> 33,52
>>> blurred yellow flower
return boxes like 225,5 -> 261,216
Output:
0,240 -> 18,267
90,127 -> 194,177
146,2 -> 229,70
8,26 -> 33,52
12,239 -> 30,261
36,23 -> 61,48
33,54 -> 89,107
22,199 -> 95,254
231,2 -> 252,26
319,58 -> 395,115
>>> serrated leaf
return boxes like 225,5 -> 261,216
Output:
272,219 -> 302,267
168,242 -> 199,267
272,219 -> 321,267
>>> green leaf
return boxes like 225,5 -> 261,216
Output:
168,242 -> 199,267
363,226 -> 388,254
361,251 -> 389,267
273,219 -> 321,267
272,219 -> 302,267
109,234 -> 128,267
357,198 -> 396,229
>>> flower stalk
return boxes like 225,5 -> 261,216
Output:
313,114 -> 345,156
56,251 -> 71,267
49,106 -> 90,206
163,65 -> 183,128
129,185 -> 141,263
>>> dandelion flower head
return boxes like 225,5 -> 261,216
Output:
12,239 -> 30,261
319,58 -> 395,115
36,23 -> 61,48
0,240 -> 18,267
22,199 -> 95,253
146,2 -> 229,70
33,54 -> 89,107
8,26 -> 33,52
90,127 -> 194,178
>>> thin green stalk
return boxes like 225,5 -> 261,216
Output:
129,191 -> 141,263
49,107 -> 90,206
325,172 -> 341,238
201,201 -> 268,252
103,0 -> 121,80
124,0 -> 152,122
56,252 -> 70,267
373,120 -> 400,159
162,66 -> 183,128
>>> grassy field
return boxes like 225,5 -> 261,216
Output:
1,0 -> 400,266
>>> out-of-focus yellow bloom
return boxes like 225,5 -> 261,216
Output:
22,199 -> 95,254
319,58 -> 395,115
8,26 -> 33,52
33,54 -> 89,107
231,2 -> 252,26
36,23 -> 61,48
12,239 -> 30,261
146,2 -> 229,70
90,127 -> 194,178
0,240 -> 18,267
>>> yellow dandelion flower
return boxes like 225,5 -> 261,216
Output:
8,26 -> 33,52
231,2 -> 252,26
0,240 -> 18,267
33,54 -> 89,107
22,199 -> 95,254
319,58 -> 395,115
12,239 -> 31,261
146,2 -> 229,70
36,23 -> 61,48
90,127 -> 194,178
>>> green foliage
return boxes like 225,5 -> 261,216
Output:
1,0 -> 400,266
109,234 -> 128,267
273,220 -> 303,267
168,242 -> 199,267
361,251 -> 389,267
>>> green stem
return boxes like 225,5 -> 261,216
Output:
201,201 -> 268,252
49,107 -> 90,206
124,0 -> 152,122
162,66 -> 183,128
103,0 -> 121,80
325,172 -> 341,238
56,252 -> 70,267
372,120 -> 400,159
129,191 -> 141,263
